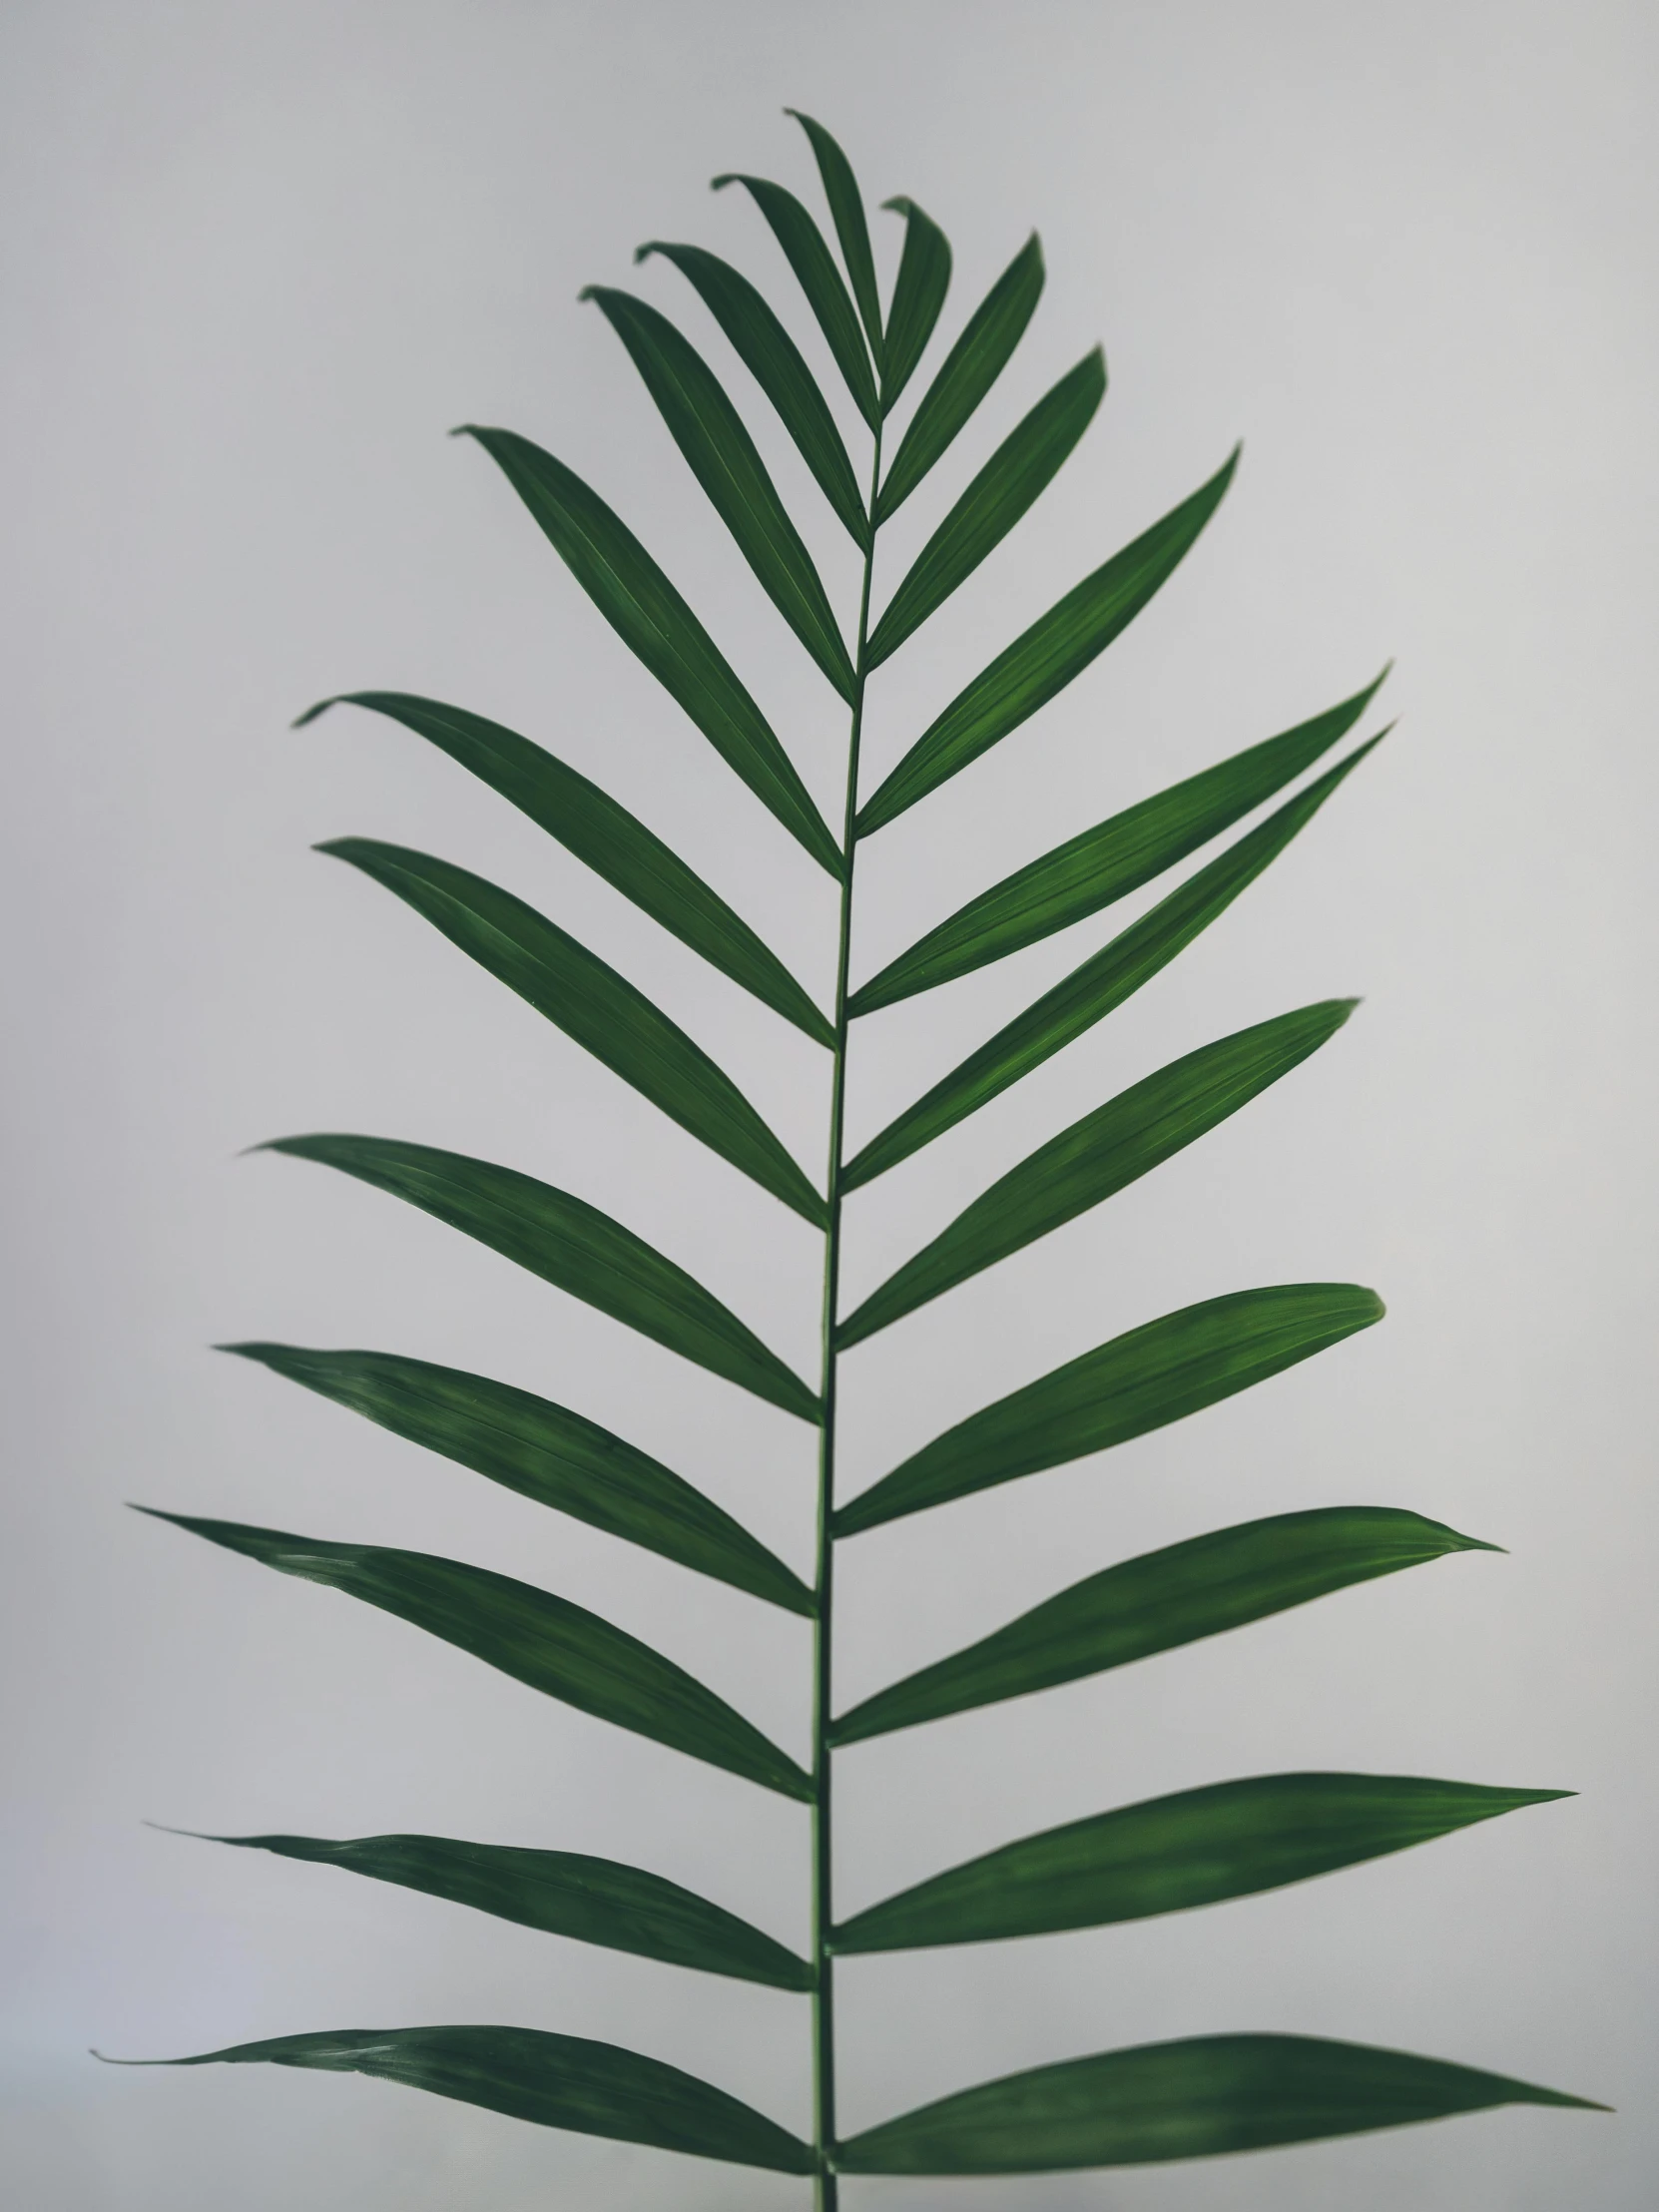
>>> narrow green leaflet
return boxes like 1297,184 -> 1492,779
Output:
455,426 -> 841,877
711,172 -> 878,424
858,449 -> 1239,835
838,1002 -> 1354,1348
220,1343 -> 813,1616
849,673 -> 1386,1015
836,2033 -> 1601,2173
141,1512 -> 813,1801
834,1285 -> 1382,1536
634,242 -> 867,548
786,110 -> 883,369
583,286 -> 854,699
832,1507 -> 1492,1744
843,741 -> 1378,1190
261,1134 -> 821,1423
876,233 -> 1044,524
318,837 -> 826,1228
865,349 -> 1106,671
111,2025 -> 816,2171
192,1830 -> 813,1989
293,693 -> 832,1047
833,1774 -> 1570,1953
878,197 -> 951,413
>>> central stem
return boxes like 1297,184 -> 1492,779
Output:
812,417 -> 882,2212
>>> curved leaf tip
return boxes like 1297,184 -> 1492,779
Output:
290,696 -> 340,730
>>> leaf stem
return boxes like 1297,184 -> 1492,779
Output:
813,414 -> 883,2212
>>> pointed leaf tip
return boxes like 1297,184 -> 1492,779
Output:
586,281 -> 855,699
226,1340 -> 815,1613
831,1773 -> 1580,1952
110,2024 -> 819,2166
830,1505 -> 1517,1743
862,441 -> 1245,830
875,231 -> 1046,518
836,2031 -> 1607,2170
460,422 -> 842,874
837,1000 -> 1365,1347
144,1512 -> 815,1797
865,345 -> 1111,669
290,697 -> 337,729
312,838 -> 829,1223
252,1133 -> 823,1420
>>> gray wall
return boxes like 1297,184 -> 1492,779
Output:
3,2 -> 1654,2205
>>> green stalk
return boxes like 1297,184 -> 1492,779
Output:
812,416 -> 883,2212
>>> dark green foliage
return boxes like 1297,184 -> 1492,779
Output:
143,1511 -> 812,1800
833,1774 -> 1571,1950
847,672 -> 1385,1014
583,284 -> 855,696
297,692 -> 834,1044
116,2026 -> 816,2171
260,1133 -> 821,1420
195,1830 -> 813,1987
317,836 -> 826,1224
454,425 -> 842,876
711,171 -> 878,422
220,1342 -> 813,1613
837,2035 -> 1600,2173
634,240 -> 869,548
834,1285 -> 1384,1534
875,231 -> 1044,522
843,738 -> 1380,1187
855,445 -> 1240,832
864,347 -> 1106,669
837,1001 -> 1356,1346
787,112 -> 884,367
876,197 -> 950,411
131,115 -> 1589,2195
832,1506 -> 1494,1742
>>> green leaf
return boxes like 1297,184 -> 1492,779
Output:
711,172 -> 878,424
142,1512 -> 813,1801
843,739 -> 1378,1189
317,837 -> 826,1228
582,286 -> 854,699
261,1134 -> 821,1423
832,1506 -> 1492,1744
877,197 -> 951,413
220,1342 -> 813,1616
875,233 -> 1044,524
834,1284 -> 1382,1536
293,693 -> 833,1048
835,2033 -> 1602,2173
186,1830 -> 813,1989
786,110 -> 884,369
858,448 -> 1239,835
454,426 -> 841,878
109,2024 -> 816,2171
634,242 -> 868,549
833,1773 -> 1570,1952
865,349 -> 1106,671
838,1001 -> 1354,1349
848,672 -> 1387,1015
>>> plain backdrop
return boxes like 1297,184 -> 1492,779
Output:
3,2 -> 1655,2206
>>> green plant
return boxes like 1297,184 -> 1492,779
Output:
119,114 -> 1598,2195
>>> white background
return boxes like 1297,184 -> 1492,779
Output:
3,2 -> 1655,2206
